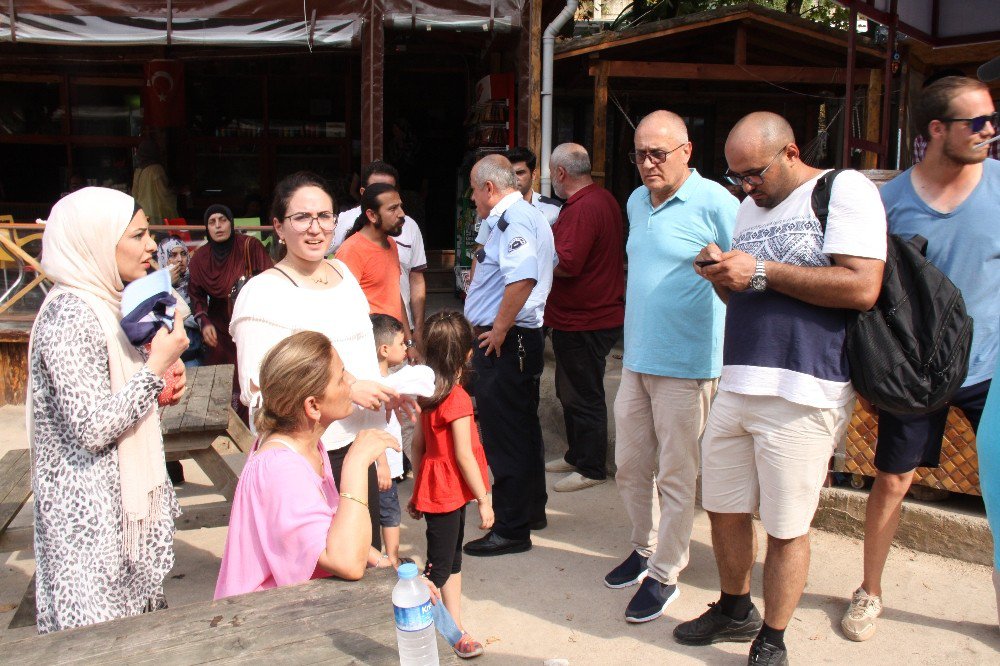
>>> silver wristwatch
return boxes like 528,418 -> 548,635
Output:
749,257 -> 768,292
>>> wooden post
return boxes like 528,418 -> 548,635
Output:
529,0 -> 542,180
361,0 -> 384,164
842,4 -> 857,167
592,60 -> 610,188
518,0 -> 543,185
863,69 -> 882,170
734,24 -> 747,65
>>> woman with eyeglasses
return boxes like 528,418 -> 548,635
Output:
188,204 -> 273,422
230,171 -> 418,563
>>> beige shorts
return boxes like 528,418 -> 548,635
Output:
700,390 -> 851,539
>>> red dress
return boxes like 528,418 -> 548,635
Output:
412,386 -> 490,514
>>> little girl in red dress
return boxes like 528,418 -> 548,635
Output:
408,311 -> 492,659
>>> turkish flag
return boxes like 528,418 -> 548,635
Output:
144,60 -> 185,128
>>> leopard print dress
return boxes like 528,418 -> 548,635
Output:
29,293 -> 180,634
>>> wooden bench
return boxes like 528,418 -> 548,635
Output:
160,364 -> 252,531
4,568 -> 461,664
0,449 -> 37,629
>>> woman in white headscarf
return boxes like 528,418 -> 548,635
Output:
28,187 -> 190,634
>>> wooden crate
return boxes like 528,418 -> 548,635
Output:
843,399 -> 980,495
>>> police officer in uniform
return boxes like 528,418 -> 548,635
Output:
463,154 -> 556,557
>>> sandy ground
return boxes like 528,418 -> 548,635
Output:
0,400 -> 998,664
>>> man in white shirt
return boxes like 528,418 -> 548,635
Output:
675,112 -> 886,666
331,160 -> 427,342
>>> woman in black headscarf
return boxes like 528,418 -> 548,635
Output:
188,204 -> 272,419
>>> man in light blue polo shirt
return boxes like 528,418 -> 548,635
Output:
606,110 -> 738,624
463,153 -> 556,557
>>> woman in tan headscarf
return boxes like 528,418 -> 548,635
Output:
27,187 -> 189,634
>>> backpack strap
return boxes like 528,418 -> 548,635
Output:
810,168 -> 848,234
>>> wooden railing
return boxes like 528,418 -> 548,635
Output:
0,222 -> 276,318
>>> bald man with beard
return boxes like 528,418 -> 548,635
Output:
675,112 -> 886,665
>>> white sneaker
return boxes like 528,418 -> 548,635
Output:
841,587 -> 883,642
545,458 -> 574,473
554,472 -> 606,492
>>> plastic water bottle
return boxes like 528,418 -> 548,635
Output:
393,562 -> 439,665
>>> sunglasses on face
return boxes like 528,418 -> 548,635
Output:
938,112 -> 999,133
628,144 -> 685,166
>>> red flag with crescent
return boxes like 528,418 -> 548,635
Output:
144,60 -> 185,127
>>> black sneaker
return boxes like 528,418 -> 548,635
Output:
673,602 -> 763,646
625,577 -> 680,623
747,637 -> 789,665
604,550 -> 648,589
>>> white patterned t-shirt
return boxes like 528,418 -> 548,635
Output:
720,169 -> 887,408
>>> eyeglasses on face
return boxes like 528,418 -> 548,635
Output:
724,144 -> 789,188
937,112 -> 999,134
628,144 -> 685,165
284,211 -> 337,232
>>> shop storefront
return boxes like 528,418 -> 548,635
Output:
1,1 -> 534,254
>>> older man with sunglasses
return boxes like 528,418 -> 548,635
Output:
675,111 -> 886,666
605,110 -> 737,624
841,76 -> 1000,644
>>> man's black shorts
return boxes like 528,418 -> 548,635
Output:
875,379 -> 991,474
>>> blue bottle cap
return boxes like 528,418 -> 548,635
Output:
398,562 -> 419,579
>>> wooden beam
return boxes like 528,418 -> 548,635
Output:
862,69 -> 882,169
528,0 -> 542,187
556,11 -> 753,60
734,24 -> 747,65
592,61 -> 610,188
588,61 -> 876,84
556,8 -> 882,61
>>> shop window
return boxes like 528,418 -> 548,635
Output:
70,83 -> 143,136
0,81 -> 61,135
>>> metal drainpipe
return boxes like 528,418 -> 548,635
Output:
540,0 -> 578,197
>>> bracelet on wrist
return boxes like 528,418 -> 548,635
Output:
339,492 -> 368,508
474,493 -> 489,504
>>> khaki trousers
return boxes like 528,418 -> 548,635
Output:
613,368 -> 716,585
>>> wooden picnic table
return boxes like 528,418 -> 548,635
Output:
160,364 -> 253,531
5,568 -> 461,664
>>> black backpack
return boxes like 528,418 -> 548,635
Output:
811,170 -> 973,414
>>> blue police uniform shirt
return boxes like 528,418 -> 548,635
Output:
623,169 -> 739,379
880,158 -> 1000,387
465,191 -> 556,329
474,191 -> 561,244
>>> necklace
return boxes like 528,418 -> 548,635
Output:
280,261 -> 328,285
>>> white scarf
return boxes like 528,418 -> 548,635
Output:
27,187 -> 167,561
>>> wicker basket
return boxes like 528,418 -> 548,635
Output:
841,400 -> 980,495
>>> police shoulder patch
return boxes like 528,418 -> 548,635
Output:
507,237 -> 527,253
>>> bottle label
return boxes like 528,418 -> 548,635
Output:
394,600 -> 433,632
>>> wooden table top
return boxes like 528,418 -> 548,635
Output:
7,569 -> 460,665
160,364 -> 234,436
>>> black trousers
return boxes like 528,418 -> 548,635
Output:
327,445 -> 382,551
472,325 -> 546,541
424,506 -> 466,588
551,326 -> 622,480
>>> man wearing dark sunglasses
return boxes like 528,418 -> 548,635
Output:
679,111 -> 886,665
844,75 -> 1000,645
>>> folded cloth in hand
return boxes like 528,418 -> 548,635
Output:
381,364 -> 435,397
121,268 -> 176,346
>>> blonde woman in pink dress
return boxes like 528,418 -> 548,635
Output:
215,331 -> 399,596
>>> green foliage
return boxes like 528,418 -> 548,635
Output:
611,0 -> 852,32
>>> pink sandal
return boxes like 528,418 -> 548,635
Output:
452,633 -> 484,659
